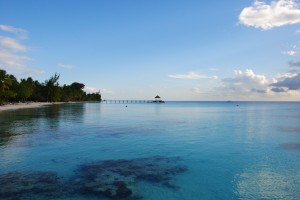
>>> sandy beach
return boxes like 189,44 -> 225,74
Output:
0,102 -> 61,112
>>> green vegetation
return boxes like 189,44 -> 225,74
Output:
0,69 -> 101,105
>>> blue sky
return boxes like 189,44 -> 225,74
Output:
0,0 -> 300,101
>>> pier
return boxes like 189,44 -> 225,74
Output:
101,100 -> 153,104
101,95 -> 165,104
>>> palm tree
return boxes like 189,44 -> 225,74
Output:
45,73 -> 61,102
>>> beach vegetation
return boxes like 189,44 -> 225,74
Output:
0,70 -> 17,104
0,69 -> 101,104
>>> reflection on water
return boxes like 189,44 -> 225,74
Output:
0,103 -> 85,147
234,167 -> 300,199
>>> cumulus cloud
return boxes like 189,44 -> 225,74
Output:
220,69 -> 269,95
271,71 -> 300,91
168,72 -> 218,80
239,0 -> 300,30
57,63 -> 75,69
217,69 -> 300,100
0,24 -> 43,75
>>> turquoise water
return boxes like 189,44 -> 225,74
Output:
0,102 -> 300,199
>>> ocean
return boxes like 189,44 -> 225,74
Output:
0,102 -> 299,199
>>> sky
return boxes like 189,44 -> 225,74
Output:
0,0 -> 300,101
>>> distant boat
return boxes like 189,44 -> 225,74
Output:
152,95 -> 165,103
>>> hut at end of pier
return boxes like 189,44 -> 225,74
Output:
152,95 -> 165,103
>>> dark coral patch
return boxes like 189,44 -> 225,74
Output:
72,156 -> 187,199
0,156 -> 187,199
0,171 -> 63,200
279,142 -> 300,151
278,126 -> 300,134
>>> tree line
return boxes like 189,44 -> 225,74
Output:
0,69 -> 101,105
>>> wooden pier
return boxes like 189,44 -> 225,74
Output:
101,100 -> 153,104
101,96 -> 165,104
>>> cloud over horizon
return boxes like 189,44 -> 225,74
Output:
239,0 -> 300,30
220,69 -> 269,95
168,72 -> 218,80
271,71 -> 300,91
218,68 -> 300,97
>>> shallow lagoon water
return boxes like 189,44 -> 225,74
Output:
0,102 -> 300,199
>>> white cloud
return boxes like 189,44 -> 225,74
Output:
84,87 -> 112,95
0,24 -> 28,39
0,24 -> 43,76
282,43 -> 300,57
168,72 -> 218,80
0,36 -> 28,52
220,69 -> 270,95
282,50 -> 300,56
239,0 -> 300,30
84,86 -> 100,94
57,63 -> 75,69
0,51 -> 31,69
274,70 -> 299,81
234,69 -> 269,85
218,69 -> 300,100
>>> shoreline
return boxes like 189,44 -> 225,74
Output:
0,102 -> 64,112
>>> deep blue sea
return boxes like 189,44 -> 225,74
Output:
0,102 -> 300,200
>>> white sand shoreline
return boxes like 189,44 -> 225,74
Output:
0,102 -> 64,112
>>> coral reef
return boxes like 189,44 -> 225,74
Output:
0,171 -> 63,200
71,156 -> 187,199
0,156 -> 187,199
